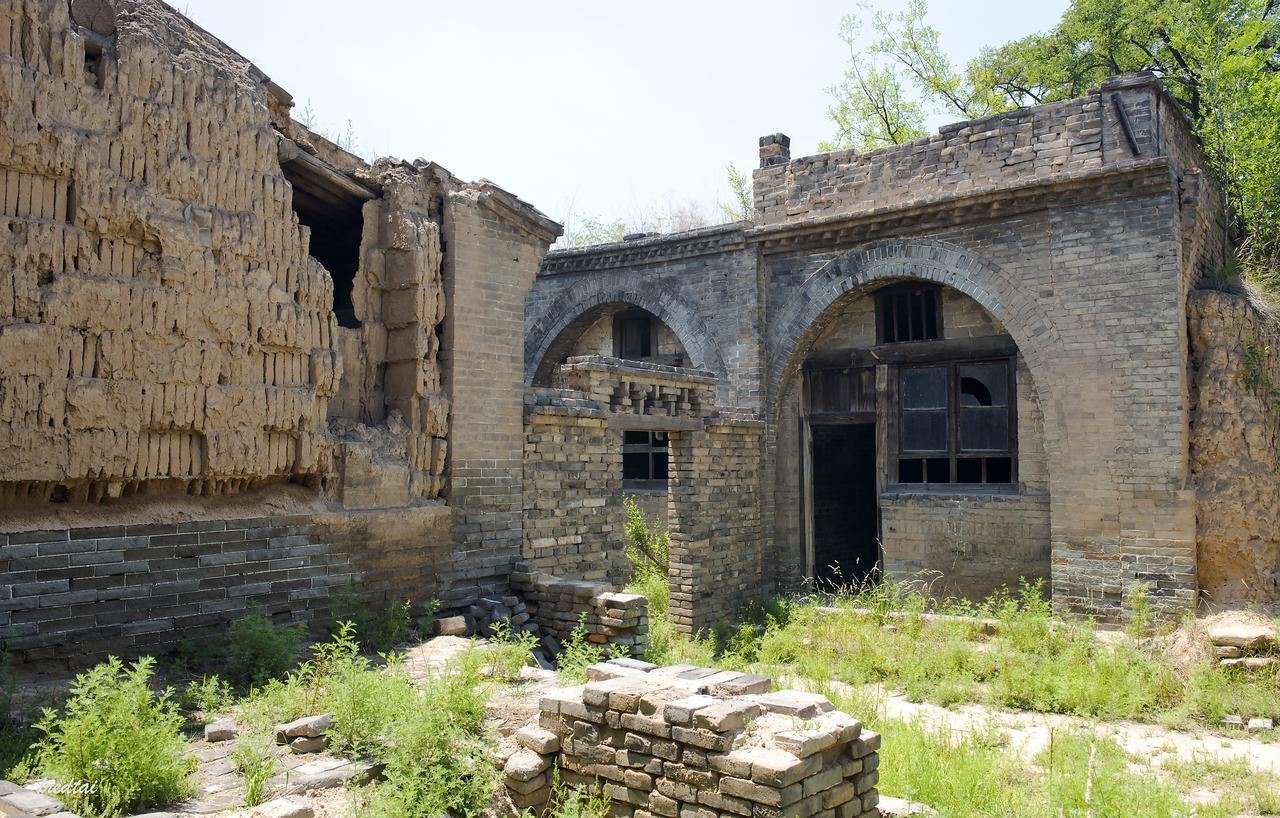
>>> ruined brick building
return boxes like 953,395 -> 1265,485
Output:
0,0 -> 1276,667
526,76 -> 1280,628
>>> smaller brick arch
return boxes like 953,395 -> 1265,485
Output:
525,283 -> 728,396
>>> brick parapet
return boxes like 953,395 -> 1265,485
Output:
751,72 -> 1191,230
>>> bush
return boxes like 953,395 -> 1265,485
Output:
331,585 -> 419,653
226,605 -> 304,689
555,615 -> 624,683
544,766 -> 612,818
357,651 -> 495,818
484,619 -> 538,682
308,622 -> 414,757
34,656 -> 194,818
623,495 -> 668,582
180,675 -> 234,723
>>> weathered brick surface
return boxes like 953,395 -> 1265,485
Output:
669,420 -> 765,633
510,562 -> 648,656
443,188 -> 559,608
880,492 -> 1052,599
0,506 -> 452,669
523,394 -> 625,583
523,359 -> 767,631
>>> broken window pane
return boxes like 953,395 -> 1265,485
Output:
622,452 -> 650,480
959,363 -> 1008,407
958,361 -> 1009,451
898,458 -> 924,483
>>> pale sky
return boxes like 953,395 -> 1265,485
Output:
182,0 -> 1069,231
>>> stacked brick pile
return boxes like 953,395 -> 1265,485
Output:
511,562 -> 648,657
504,658 -> 879,817
1207,616 -> 1277,670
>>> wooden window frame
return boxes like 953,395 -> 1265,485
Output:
894,357 -> 1017,487
622,430 -> 668,488
875,283 -> 944,344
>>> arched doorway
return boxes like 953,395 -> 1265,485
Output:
782,277 -> 1050,599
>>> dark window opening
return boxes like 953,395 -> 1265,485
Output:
82,37 -> 104,88
897,358 -> 1016,485
877,284 -> 942,343
281,163 -> 366,329
614,311 -> 653,360
622,430 -> 668,487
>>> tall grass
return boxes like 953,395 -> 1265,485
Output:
622,496 -> 715,667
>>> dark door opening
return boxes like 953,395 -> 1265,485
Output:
811,422 -> 879,587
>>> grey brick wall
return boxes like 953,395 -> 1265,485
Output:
1,506 -> 453,670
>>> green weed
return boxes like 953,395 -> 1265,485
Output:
33,656 -> 194,818
230,737 -> 275,807
226,605 -> 304,689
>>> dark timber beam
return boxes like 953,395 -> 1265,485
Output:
804,334 -> 1019,370
277,137 -> 378,206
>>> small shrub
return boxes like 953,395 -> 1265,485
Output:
34,656 -> 194,818
484,619 -> 538,682
236,673 -> 310,738
231,737 -> 275,806
357,651 -> 495,818
180,675 -> 234,723
623,495 -> 668,581
556,614 -> 624,683
1123,581 -> 1153,640
226,605 -> 304,689
331,584 -> 418,652
309,622 -> 415,757
544,765 -> 612,818
0,722 -> 38,782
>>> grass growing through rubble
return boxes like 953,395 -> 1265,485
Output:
620,506 -> 1280,816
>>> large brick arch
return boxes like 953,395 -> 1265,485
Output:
767,239 -> 1065,440
525,283 -> 729,395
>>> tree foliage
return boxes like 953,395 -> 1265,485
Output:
826,0 -> 1280,282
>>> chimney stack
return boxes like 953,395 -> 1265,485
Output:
758,133 -> 791,168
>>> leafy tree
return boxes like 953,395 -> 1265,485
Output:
720,162 -> 755,222
825,0 -> 1280,283
821,10 -> 928,151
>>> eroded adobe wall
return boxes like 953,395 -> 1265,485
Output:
0,0 -> 342,503
331,165 -> 450,506
1190,290 -> 1280,604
